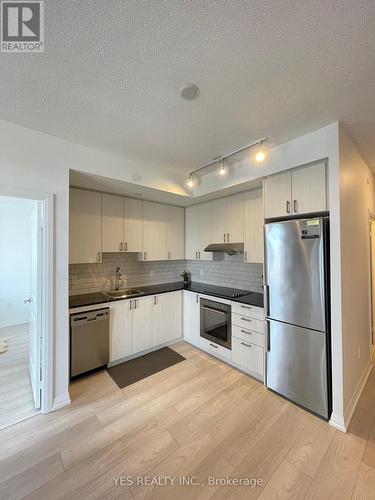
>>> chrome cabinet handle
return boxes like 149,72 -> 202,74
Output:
210,343 -> 218,349
224,233 -> 226,243
265,319 -> 270,351
293,200 -> 298,213
153,296 -> 157,305
124,242 -> 128,251
195,251 -> 198,259
241,341 -> 252,348
168,251 -> 171,260
134,299 -> 138,309
196,294 -> 199,303
119,242 -> 123,252
240,305 -> 252,310
198,251 -> 201,259
241,329 -> 252,335
286,200 -> 291,214
244,251 -> 247,262
241,317 -> 252,322
144,252 -> 147,260
129,300 -> 132,310
96,252 -> 101,262
227,233 -> 230,242
24,298 -> 31,304
263,285 -> 269,317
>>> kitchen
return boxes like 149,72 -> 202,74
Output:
69,159 -> 330,419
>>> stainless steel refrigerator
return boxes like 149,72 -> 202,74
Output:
264,216 -> 331,419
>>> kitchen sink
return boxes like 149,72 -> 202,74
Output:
103,289 -> 144,299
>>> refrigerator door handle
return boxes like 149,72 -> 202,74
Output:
265,318 -> 271,351
263,284 -> 270,317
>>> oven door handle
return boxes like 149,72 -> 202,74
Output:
201,306 -> 228,315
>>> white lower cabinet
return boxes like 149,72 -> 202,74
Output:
182,290 -> 200,345
109,291 -> 182,364
153,291 -> 182,345
132,296 -> 154,353
109,300 -> 132,362
199,336 -> 231,361
232,337 -> 264,378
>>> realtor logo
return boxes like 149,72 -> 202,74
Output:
1,0 -> 44,52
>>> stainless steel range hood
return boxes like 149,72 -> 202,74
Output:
204,242 -> 244,256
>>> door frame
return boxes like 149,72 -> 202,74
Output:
0,185 -> 54,414
368,210 -> 375,349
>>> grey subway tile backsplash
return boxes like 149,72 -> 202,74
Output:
69,252 -> 264,296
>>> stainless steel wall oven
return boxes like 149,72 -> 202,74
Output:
200,298 -> 231,349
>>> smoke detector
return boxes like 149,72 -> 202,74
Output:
180,84 -> 200,100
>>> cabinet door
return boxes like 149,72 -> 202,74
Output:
69,188 -> 102,264
123,198 -> 143,252
198,202 -> 213,261
212,199 -> 227,244
292,163 -> 327,215
142,201 -> 167,261
132,296 -> 153,353
182,291 -> 200,344
185,205 -> 199,260
232,336 -> 264,379
109,300 -> 132,362
102,194 -> 124,253
166,206 -> 184,260
226,193 -> 244,243
243,189 -> 264,263
153,291 -> 182,345
264,172 -> 292,219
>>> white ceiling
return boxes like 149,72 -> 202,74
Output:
1,1 -> 375,173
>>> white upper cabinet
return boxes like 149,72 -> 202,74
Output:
212,199 -> 227,243
69,188 -> 102,264
212,194 -> 244,243
102,194 -> 124,253
123,198 -> 143,252
142,201 -> 167,261
198,202 -> 213,261
264,171 -> 292,219
166,205 -> 184,260
243,188 -> 264,263
264,162 -> 327,219
226,193 -> 244,243
185,205 -> 199,260
291,162 -> 327,215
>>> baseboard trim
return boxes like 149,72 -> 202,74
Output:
343,359 -> 372,430
52,393 -> 71,412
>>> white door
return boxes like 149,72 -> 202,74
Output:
183,291 -> 200,345
153,291 -> 182,345
264,172 -> 292,219
291,162 -> 327,215
29,203 -> 42,409
69,188 -> 102,263
166,206 -> 184,260
243,189 -> 264,263
226,193 -> 244,243
123,198 -> 143,252
198,202 -> 213,261
185,205 -> 199,260
102,194 -> 124,253
212,199 -> 226,244
142,201 -> 167,261
132,296 -> 153,352
109,300 -> 132,362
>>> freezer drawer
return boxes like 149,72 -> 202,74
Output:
266,319 -> 329,418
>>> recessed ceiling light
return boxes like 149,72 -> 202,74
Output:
255,151 -> 266,162
180,83 -> 200,100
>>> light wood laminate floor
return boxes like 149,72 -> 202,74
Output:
0,323 -> 39,430
0,341 -> 374,499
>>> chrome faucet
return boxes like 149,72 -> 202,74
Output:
115,267 -> 124,290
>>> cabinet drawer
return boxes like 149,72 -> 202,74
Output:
232,325 -> 264,347
199,337 -> 231,360
232,337 -> 264,376
232,303 -> 264,320
232,313 -> 264,334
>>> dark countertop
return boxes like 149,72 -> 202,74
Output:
69,281 -> 264,309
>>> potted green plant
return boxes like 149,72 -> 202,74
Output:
180,270 -> 190,285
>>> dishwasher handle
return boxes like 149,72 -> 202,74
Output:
71,309 -> 109,326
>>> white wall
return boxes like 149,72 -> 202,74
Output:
338,125 -> 375,426
0,197 -> 36,327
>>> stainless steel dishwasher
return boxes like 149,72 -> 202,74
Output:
70,308 -> 109,378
